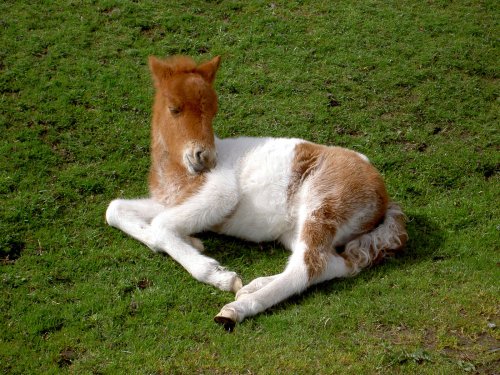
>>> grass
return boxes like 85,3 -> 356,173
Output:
1,0 -> 498,373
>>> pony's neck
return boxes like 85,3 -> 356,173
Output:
149,136 -> 205,206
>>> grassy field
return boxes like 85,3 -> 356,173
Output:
1,0 -> 498,373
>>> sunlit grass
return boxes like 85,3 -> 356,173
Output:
1,0 -> 498,373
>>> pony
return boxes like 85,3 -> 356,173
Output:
105,55 -> 408,330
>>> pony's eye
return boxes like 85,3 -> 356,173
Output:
169,106 -> 182,116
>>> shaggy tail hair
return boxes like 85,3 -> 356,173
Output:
343,202 -> 408,275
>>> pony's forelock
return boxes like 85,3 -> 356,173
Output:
162,55 -> 198,74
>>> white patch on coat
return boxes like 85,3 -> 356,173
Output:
214,137 -> 302,242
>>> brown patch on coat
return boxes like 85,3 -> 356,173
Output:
149,154 -> 206,206
290,142 -> 389,279
147,55 -> 221,206
301,219 -> 335,280
287,142 -> 321,203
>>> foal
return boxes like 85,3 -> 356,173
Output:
106,55 -> 408,329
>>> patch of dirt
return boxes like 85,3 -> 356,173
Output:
381,137 -> 428,153
373,323 -> 416,345
140,25 -> 166,42
58,348 -> 78,367
137,278 -> 152,289
403,142 -> 428,152
1,239 -> 25,265
101,7 -> 120,16
432,126 -> 442,135
197,45 -> 210,54
372,321 -> 499,372
334,125 -> 365,137
327,93 -> 340,107
475,162 -> 499,180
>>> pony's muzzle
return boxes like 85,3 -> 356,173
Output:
185,146 -> 217,174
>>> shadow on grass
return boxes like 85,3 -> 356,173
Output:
202,213 -> 444,264
275,213 -> 445,317
150,213 -> 444,329
400,213 -> 447,264
200,213 -> 445,321
197,232 -> 290,276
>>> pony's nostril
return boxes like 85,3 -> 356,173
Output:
195,150 -> 205,164
186,148 -> 215,174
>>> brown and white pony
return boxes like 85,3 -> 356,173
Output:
106,55 -> 408,330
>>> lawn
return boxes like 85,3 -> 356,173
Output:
1,0 -> 498,373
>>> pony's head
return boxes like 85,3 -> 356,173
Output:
149,55 -> 221,174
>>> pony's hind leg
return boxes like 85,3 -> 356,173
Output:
214,248 -> 355,329
214,212 -> 336,328
215,207 -> 359,328
235,274 -> 279,300
215,202 -> 407,327
215,246 -> 311,329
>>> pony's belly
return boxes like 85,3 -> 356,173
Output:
219,196 -> 292,242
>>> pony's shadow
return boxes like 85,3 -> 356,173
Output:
198,232 -> 289,271
200,213 -> 445,320
273,213 -> 445,317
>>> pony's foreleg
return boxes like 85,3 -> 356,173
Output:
106,198 -> 203,250
146,178 -> 242,292
149,225 -> 242,292
106,198 -> 242,292
106,198 -> 165,249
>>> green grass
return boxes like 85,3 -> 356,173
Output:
1,0 -> 498,373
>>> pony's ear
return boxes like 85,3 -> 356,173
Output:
148,56 -> 173,87
197,56 -> 221,84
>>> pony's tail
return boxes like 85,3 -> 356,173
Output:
342,202 -> 408,275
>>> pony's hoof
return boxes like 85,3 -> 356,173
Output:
214,307 -> 238,332
231,277 -> 243,293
